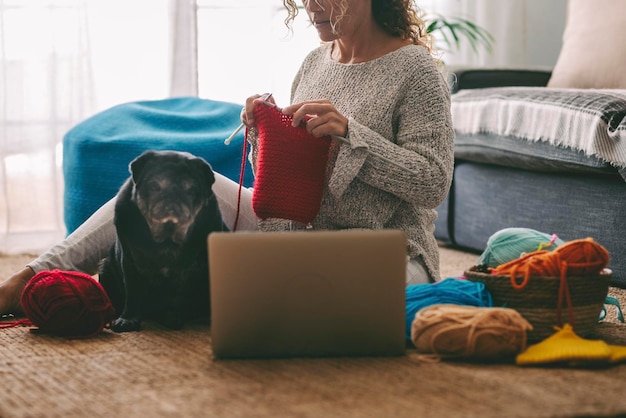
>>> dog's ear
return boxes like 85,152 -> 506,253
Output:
192,157 -> 216,187
129,151 -> 156,184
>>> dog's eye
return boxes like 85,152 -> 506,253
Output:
147,181 -> 161,192
181,181 -> 195,192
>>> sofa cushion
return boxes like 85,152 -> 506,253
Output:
451,87 -> 626,180
548,0 -> 626,89
454,132 -> 616,174
449,162 -> 626,287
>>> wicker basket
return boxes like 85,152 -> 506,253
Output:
464,266 -> 612,342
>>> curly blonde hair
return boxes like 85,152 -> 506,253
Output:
281,0 -> 433,52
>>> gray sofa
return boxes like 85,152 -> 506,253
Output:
435,69 -> 626,287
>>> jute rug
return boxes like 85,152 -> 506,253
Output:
0,248 -> 625,418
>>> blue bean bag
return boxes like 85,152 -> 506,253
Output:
63,97 -> 253,234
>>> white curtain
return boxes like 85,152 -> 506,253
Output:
0,0 -> 93,254
0,0 -> 182,254
422,0 -> 527,68
170,0 -> 198,97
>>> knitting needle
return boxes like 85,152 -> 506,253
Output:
258,100 -> 420,176
224,93 -> 273,145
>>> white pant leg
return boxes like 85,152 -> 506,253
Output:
28,197 -> 118,275
406,256 -> 432,286
212,172 -> 258,232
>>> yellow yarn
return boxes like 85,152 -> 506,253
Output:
608,345 -> 626,363
410,304 -> 532,359
516,324 -> 611,366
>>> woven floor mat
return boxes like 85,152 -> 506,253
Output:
0,288 -> 624,418
0,252 -> 625,417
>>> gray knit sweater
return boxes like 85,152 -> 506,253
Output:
248,43 -> 454,281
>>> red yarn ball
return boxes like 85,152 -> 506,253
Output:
20,269 -> 116,339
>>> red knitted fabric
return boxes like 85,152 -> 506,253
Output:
20,269 -> 116,339
252,104 -> 331,224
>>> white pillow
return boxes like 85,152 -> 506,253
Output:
547,0 -> 626,89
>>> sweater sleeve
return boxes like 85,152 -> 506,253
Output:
328,60 -> 454,209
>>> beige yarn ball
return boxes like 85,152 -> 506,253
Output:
410,304 -> 533,359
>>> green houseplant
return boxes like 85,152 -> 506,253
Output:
294,5 -> 494,55
426,14 -> 493,54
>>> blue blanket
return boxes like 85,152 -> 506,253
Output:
63,97 -> 253,234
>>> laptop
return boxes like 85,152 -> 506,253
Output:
208,229 -> 407,359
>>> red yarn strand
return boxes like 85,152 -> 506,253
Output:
0,318 -> 33,329
556,261 -> 576,327
232,128 -> 249,232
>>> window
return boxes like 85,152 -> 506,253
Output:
196,0 -> 320,106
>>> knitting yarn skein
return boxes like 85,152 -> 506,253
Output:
554,237 -> 610,275
20,269 -> 116,339
411,304 -> 533,359
478,227 -> 565,268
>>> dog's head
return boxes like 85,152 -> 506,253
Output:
128,150 -> 217,245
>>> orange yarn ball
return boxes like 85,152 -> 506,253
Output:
554,238 -> 610,275
492,237 -> 610,287
20,270 -> 116,339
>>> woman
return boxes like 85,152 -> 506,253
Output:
0,0 -> 453,314
244,0 -> 454,281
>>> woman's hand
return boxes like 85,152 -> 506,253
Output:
282,100 -> 349,138
241,93 -> 275,128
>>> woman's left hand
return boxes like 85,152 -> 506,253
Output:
282,100 -> 348,138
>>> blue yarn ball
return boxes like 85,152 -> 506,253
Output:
405,278 -> 493,340
478,227 -> 565,268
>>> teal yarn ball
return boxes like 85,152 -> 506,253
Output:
478,227 -> 565,268
405,278 -> 493,340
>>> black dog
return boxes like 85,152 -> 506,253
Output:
99,150 -> 227,332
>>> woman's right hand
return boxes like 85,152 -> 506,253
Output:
242,93 -> 275,128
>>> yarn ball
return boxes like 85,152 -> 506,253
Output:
20,269 -> 116,339
554,237 -> 610,275
492,237 -> 610,282
411,304 -> 533,359
478,227 -> 565,268
405,278 -> 493,340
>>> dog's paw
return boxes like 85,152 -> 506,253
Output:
110,317 -> 142,333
